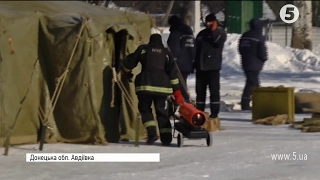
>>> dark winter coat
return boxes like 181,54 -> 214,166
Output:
238,18 -> 268,71
194,27 -> 227,71
122,34 -> 180,96
167,23 -> 195,74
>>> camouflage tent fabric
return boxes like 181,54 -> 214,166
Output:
0,1 -> 151,147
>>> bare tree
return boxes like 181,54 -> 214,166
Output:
291,1 -> 313,50
180,1 -> 192,26
312,1 -> 320,27
200,4 -> 211,23
161,1 -> 175,26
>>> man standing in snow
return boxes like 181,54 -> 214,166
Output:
194,13 -> 227,131
167,15 -> 195,102
238,18 -> 268,110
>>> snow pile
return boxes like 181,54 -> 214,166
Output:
291,49 -> 320,71
221,34 -> 320,76
220,34 -> 242,76
265,42 -> 320,72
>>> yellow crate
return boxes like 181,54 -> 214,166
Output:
252,86 -> 295,122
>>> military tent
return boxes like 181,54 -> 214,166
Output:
0,1 -> 152,147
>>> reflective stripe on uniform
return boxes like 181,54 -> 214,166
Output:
136,86 -> 173,94
159,128 -> 172,133
241,37 -> 260,42
144,121 -> 157,128
170,78 -> 179,85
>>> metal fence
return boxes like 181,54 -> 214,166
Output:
266,22 -> 320,55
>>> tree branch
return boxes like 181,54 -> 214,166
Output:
161,0 -> 175,26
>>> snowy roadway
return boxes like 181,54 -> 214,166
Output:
1,112 -> 319,180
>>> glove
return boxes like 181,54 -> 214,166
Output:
173,90 -> 184,105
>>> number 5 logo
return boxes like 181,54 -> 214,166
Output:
280,4 -> 299,24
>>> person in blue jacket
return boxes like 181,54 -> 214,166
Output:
238,18 -> 268,110
167,15 -> 195,102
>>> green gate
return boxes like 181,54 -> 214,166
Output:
226,0 -> 263,34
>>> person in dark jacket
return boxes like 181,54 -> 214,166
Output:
238,18 -> 268,110
193,13 -> 227,130
122,34 -> 184,145
167,15 -> 195,102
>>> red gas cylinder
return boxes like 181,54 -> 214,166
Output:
178,102 -> 206,127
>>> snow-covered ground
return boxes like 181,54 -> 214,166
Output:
1,112 -> 319,180
1,27 -> 320,180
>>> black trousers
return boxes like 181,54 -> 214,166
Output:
180,72 -> 190,101
241,70 -> 260,109
137,94 -> 172,137
195,70 -> 220,117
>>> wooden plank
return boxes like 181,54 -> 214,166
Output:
292,124 -> 303,129
302,126 -> 320,132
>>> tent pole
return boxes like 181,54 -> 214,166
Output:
3,134 -> 10,156
3,108 -> 22,156
39,124 -> 47,151
134,113 -> 141,147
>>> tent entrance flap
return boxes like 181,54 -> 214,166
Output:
100,29 -> 120,143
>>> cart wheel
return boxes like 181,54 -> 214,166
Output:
206,132 -> 213,147
177,133 -> 184,147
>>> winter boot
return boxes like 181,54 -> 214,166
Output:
146,126 -> 158,145
241,98 -> 251,110
203,113 -> 221,132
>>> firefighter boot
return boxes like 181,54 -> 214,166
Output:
160,132 -> 172,146
159,126 -> 172,146
146,126 -> 158,145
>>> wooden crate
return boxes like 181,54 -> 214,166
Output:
252,86 -> 295,122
